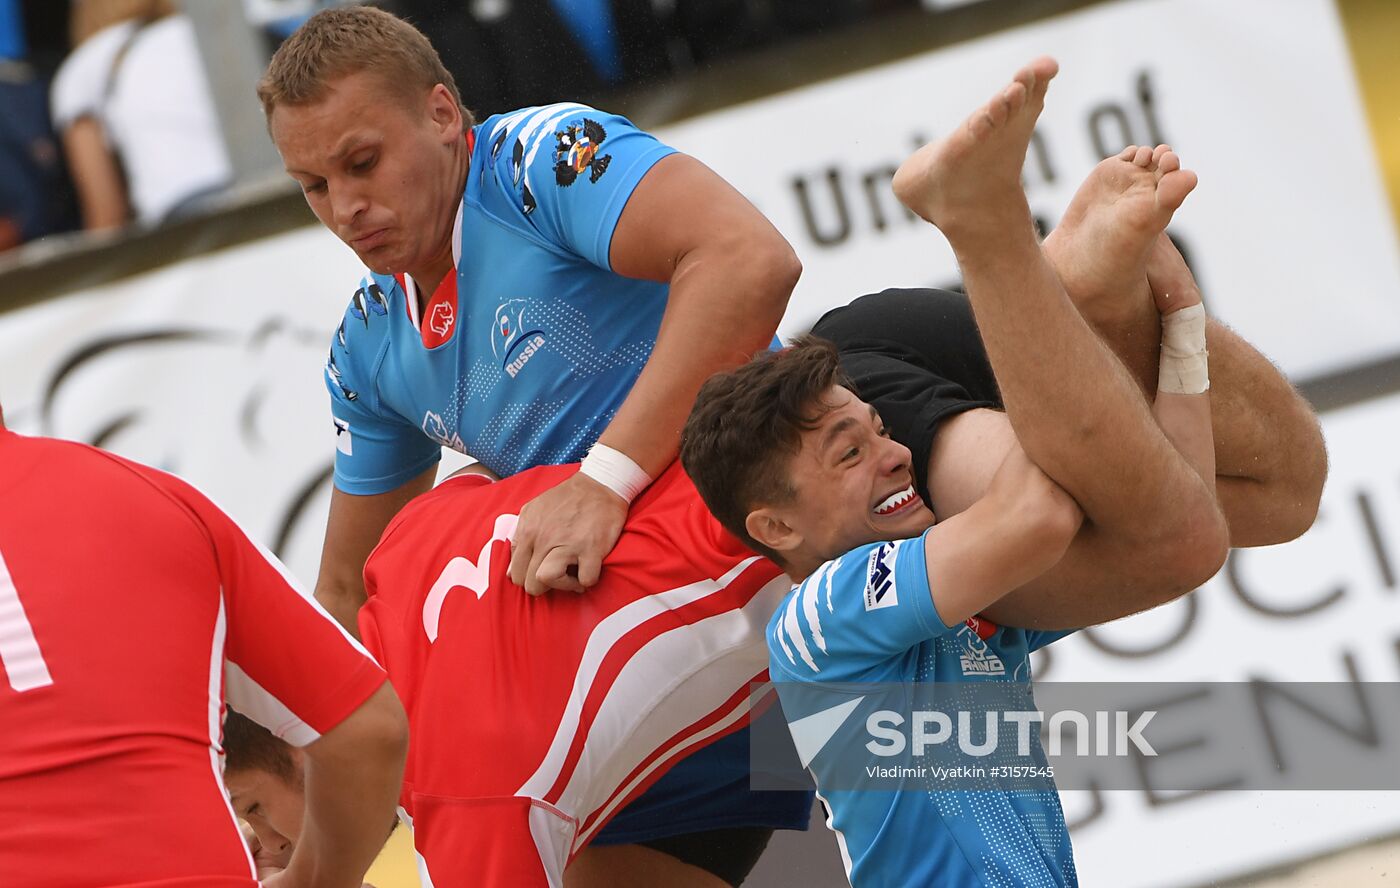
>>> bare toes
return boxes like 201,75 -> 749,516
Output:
1132,145 -> 1153,167
1118,146 -> 1138,161
1157,150 -> 1181,174
1003,81 -> 1028,114
1151,144 -> 1171,166
1156,167 -> 1198,212
969,110 -> 994,138
1023,56 -> 1059,96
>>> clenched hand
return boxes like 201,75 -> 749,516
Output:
508,471 -> 628,595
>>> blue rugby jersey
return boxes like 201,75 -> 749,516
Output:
768,533 -> 1079,888
322,103 -> 813,842
326,103 -> 675,492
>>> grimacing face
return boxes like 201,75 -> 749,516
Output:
225,763 -> 306,861
756,385 -> 935,572
269,70 -> 465,281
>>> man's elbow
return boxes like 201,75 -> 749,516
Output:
1028,486 -> 1085,573
345,683 -> 410,766
728,230 -> 801,318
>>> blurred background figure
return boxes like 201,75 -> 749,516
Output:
0,0 -> 77,252
50,0 -> 231,232
386,0 -> 908,117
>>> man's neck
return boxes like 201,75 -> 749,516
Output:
407,263 -> 453,317
784,556 -> 821,584
407,133 -> 471,317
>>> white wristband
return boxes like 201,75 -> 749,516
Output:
579,443 -> 653,504
1158,302 -> 1210,395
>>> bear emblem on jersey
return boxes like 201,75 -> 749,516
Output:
428,301 -> 455,337
553,118 -> 611,187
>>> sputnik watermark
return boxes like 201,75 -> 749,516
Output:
864,709 -> 1157,757
751,681 -> 1400,792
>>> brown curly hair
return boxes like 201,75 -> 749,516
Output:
681,336 -> 853,562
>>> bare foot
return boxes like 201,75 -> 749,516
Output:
892,56 -> 1059,241
1043,144 -> 1198,323
1146,233 -> 1203,316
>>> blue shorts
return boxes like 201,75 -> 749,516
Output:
593,725 -> 814,844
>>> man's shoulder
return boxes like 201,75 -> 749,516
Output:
471,103 -> 663,221
378,464 -> 577,547
328,274 -> 401,381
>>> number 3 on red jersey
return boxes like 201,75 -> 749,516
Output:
0,547 -> 53,692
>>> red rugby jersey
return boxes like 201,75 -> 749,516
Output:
360,462 -> 788,885
0,429 -> 387,888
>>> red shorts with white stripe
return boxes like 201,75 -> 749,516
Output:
360,463 -> 788,887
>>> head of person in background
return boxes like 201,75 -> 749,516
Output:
257,6 -> 472,284
681,337 -> 936,582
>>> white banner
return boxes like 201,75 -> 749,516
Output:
659,0 -> 1400,381
1043,386 -> 1400,886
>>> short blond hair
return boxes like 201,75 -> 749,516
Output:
257,6 -> 472,127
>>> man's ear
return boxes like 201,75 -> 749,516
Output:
746,507 -> 802,556
427,83 -> 462,142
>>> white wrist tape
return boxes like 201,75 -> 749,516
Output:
579,443 -> 653,503
1158,302 -> 1210,395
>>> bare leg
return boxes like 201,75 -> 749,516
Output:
893,59 -> 1223,574
1145,233 -> 1324,545
1042,143 -> 1197,371
1044,153 -> 1325,545
1147,246 -> 1215,492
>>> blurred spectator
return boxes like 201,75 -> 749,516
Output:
50,0 -> 232,231
389,0 -> 919,116
390,0 -> 671,114
0,0 -> 78,251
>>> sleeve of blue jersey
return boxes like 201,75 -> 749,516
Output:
325,295 -> 441,495
1020,627 -> 1079,652
519,105 -> 675,270
767,531 -> 953,682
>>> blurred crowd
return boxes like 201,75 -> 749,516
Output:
0,0 -> 923,255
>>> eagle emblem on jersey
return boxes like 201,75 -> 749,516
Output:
553,118 -> 611,187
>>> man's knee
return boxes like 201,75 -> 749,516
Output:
1153,496 -> 1231,594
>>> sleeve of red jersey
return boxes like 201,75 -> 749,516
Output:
142,467 -> 388,747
